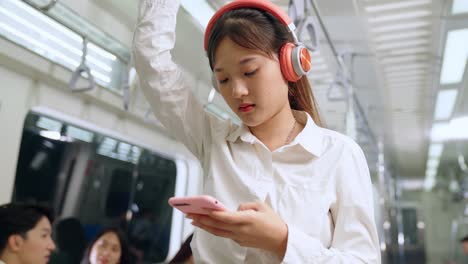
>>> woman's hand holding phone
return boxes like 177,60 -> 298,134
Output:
189,201 -> 288,260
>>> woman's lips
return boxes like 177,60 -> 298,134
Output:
98,257 -> 109,264
239,104 -> 255,112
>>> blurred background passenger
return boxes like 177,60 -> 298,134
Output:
80,227 -> 130,264
0,203 -> 56,264
169,234 -> 193,264
49,218 -> 86,264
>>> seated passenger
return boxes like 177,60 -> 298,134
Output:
49,218 -> 86,264
0,203 -> 56,264
80,227 -> 130,264
461,235 -> 468,255
169,234 -> 193,264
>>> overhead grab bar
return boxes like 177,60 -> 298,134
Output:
22,0 -> 58,11
297,16 -> 319,52
121,65 -> 131,111
327,69 -> 348,102
288,0 -> 319,51
39,0 -> 57,11
69,37 -> 95,93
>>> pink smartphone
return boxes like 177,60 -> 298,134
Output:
168,195 -> 227,215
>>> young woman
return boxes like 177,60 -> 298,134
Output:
81,228 -> 130,264
133,0 -> 380,263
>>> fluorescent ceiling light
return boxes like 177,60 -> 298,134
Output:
372,21 -> 430,33
400,179 -> 425,190
452,0 -> 468,14
434,89 -> 458,120
37,117 -> 62,132
7,0 -> 82,42
386,77 -> 426,86
424,175 -> 435,191
431,116 -> 468,141
180,0 -> 215,29
386,76 -> 426,84
99,137 -> 117,150
66,125 -> 94,143
118,142 -> 131,158
365,0 -> 431,13
0,6 -> 82,57
386,69 -> 427,79
386,77 -> 426,84
386,82 -> 425,89
428,143 -> 444,158
90,70 -> 111,83
426,167 -> 437,176
375,30 -> 430,42
0,22 -> 80,68
380,242 -> 387,252
369,10 -> 431,24
87,42 -> 116,61
426,158 -> 440,170
380,54 -> 428,64
383,221 -> 391,230
449,116 -> 468,140
376,39 -> 429,51
417,221 -> 425,229
398,233 -> 405,245
0,0 -> 117,89
39,131 -> 62,141
384,63 -> 428,73
440,29 -> 468,85
381,46 -> 429,56
430,122 -> 450,142
0,8 -> 113,75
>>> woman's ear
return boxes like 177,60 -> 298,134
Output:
7,234 -> 25,252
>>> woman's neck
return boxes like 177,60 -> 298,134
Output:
249,108 -> 302,151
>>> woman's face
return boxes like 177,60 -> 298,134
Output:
89,232 -> 122,264
213,37 -> 290,127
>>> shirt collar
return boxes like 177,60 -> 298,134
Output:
226,111 -> 324,157
293,111 -> 324,157
0,260 -> 6,264
226,123 -> 254,144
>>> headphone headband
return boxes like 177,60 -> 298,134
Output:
204,0 -> 295,51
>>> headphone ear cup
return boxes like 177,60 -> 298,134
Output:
292,45 -> 312,76
279,43 -> 301,82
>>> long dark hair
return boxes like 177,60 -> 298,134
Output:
80,227 -> 130,264
206,8 -> 323,126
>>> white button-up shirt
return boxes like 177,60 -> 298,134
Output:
133,0 -> 381,263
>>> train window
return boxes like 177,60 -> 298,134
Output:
13,112 -> 178,263
401,208 -> 419,245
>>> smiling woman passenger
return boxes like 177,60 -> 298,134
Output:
80,228 -> 130,264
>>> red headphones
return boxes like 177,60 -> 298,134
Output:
204,0 -> 312,83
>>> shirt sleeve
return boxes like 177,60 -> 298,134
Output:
132,0 -> 210,160
282,141 -> 381,264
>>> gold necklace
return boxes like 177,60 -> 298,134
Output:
285,119 -> 297,144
